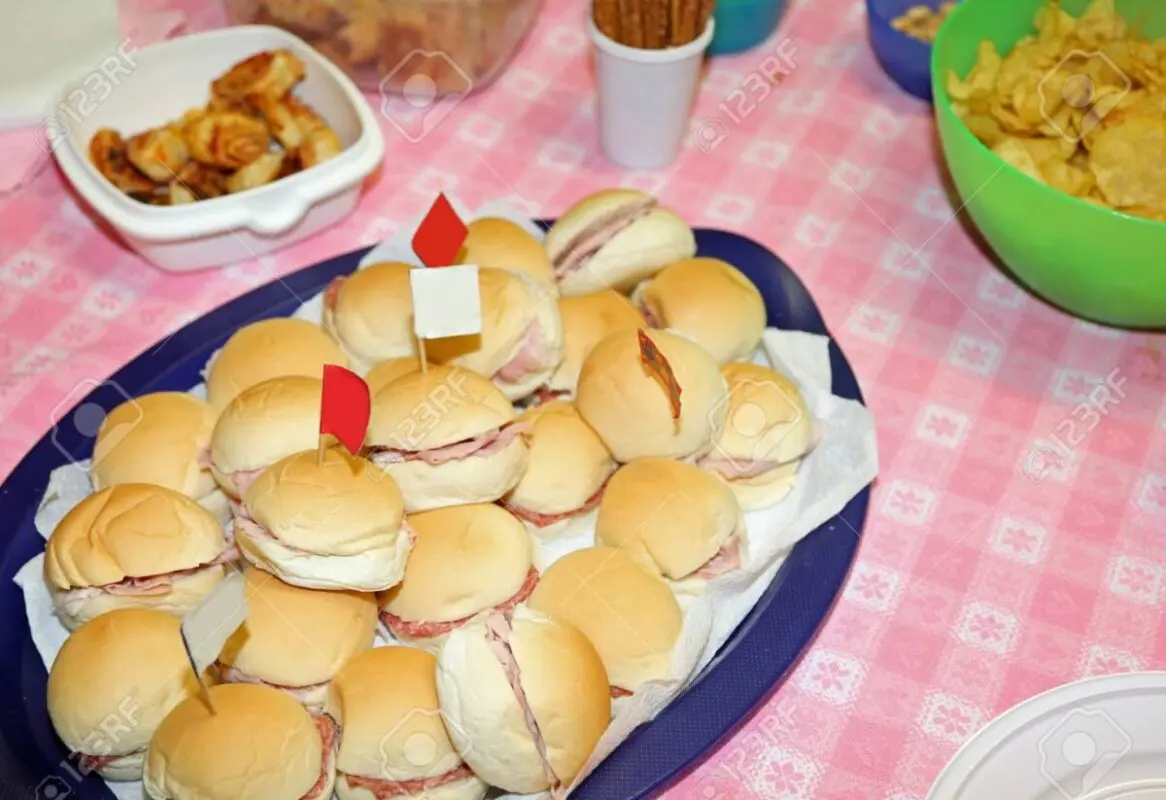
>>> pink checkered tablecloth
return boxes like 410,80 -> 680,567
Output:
4,0 -> 1166,797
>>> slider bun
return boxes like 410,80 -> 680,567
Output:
324,262 -> 418,372
547,290 -> 645,395
243,448 -> 404,554
546,189 -> 696,296
426,268 -> 564,401
219,567 -> 376,690
327,647 -> 487,800
367,365 -> 515,451
143,683 -> 327,800
45,483 -> 227,591
529,547 -> 682,694
504,402 -> 612,519
436,606 -> 611,793
633,258 -> 766,363
459,217 -> 556,291
713,363 -> 813,465
379,504 -> 532,641
206,317 -> 346,412
595,459 -> 741,580
47,609 -> 207,780
374,439 -> 528,514
91,392 -> 216,500
715,459 -> 801,510
210,375 -> 322,497
575,328 -> 728,461
365,357 -> 426,396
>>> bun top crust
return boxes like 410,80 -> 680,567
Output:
326,262 -> 418,368
528,546 -> 682,692
219,567 -> 377,687
210,375 -> 323,479
379,504 -> 532,623
142,683 -> 322,800
506,402 -> 612,515
366,357 -> 425,396
44,483 -> 227,590
91,391 -> 216,498
243,448 -> 405,555
543,189 -> 654,259
367,364 -> 516,451
575,328 -> 728,462
547,290 -> 645,393
460,217 -> 555,289
47,608 -> 205,756
327,647 -> 465,781
206,317 -> 346,412
634,257 -> 766,363
594,458 -> 741,580
713,362 -> 813,463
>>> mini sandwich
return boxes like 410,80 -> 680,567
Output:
91,391 -> 228,521
543,188 -> 696,296
378,503 -> 536,652
529,547 -> 682,706
632,257 -> 766,364
365,365 -> 529,512
365,356 -> 425,396
322,262 -> 418,373
47,609 -> 208,781
575,328 -> 728,462
327,647 -> 488,800
209,375 -> 323,504
44,484 -> 233,631
143,683 -> 337,800
206,317 -> 347,412
216,567 -> 377,712
426,267 -> 563,402
459,216 -> 556,292
533,289 -> 645,403
499,402 -> 614,535
697,363 -> 816,509
236,448 -> 413,591
436,606 -> 610,795
595,458 -> 746,594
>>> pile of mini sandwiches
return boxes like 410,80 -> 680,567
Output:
42,188 -> 819,800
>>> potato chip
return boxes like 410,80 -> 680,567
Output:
948,0 -> 1166,222
1089,116 -> 1166,209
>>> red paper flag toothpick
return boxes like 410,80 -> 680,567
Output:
412,193 -> 469,268
319,364 -> 370,457
638,329 -> 682,420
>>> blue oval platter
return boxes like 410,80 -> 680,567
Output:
0,226 -> 870,800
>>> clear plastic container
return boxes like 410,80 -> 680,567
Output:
223,0 -> 541,96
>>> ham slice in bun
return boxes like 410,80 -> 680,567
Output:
377,503 -> 536,653
143,683 -> 337,800
436,606 -> 610,796
366,365 -> 529,512
543,188 -> 695,296
44,483 -> 233,631
327,647 -> 489,800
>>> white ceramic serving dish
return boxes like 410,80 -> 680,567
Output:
928,672 -> 1166,800
51,25 -> 384,272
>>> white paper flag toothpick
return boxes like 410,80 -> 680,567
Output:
180,569 -> 248,713
411,265 -> 483,340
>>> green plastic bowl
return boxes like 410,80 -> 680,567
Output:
931,0 -> 1166,328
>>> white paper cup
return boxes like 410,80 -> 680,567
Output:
588,18 -> 715,170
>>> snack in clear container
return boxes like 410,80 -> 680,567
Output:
223,0 -> 542,96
